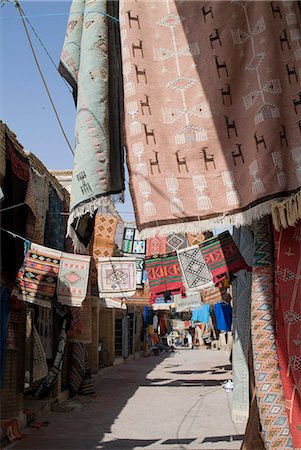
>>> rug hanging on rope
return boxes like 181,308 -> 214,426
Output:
97,257 -> 136,298
119,0 -> 301,238
200,231 -> 250,285
145,253 -> 186,303
12,243 -> 61,308
56,253 -> 91,307
177,245 -> 214,294
59,0 -> 124,251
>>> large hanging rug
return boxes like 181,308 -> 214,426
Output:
119,0 -> 301,237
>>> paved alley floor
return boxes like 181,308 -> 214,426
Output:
11,349 -> 245,450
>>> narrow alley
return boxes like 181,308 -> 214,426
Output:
10,350 -> 244,450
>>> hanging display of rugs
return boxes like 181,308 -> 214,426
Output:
97,257 -> 136,298
200,231 -> 250,285
59,0 -> 124,250
120,0 -> 301,238
274,221 -> 301,449
177,245 -> 214,294
12,243 -> 61,308
251,217 -> 292,449
56,253 -> 91,307
145,253 -> 186,303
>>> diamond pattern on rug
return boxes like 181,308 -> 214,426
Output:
177,245 -> 213,294
166,233 -> 187,252
57,253 -> 91,307
97,257 -> 136,298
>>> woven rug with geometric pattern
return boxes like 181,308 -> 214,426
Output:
274,221 -> 301,449
12,243 -> 61,309
177,245 -> 213,294
251,217 -> 292,449
97,257 -> 136,298
57,253 -> 91,307
232,226 -> 254,424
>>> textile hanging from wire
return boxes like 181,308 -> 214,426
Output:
200,231 -> 250,286
56,252 -> 91,307
145,253 -> 186,303
59,0 -> 124,251
97,257 -> 136,298
274,221 -> 301,449
12,243 -> 61,309
177,244 -> 214,294
119,0 -> 301,238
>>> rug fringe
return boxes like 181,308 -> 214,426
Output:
139,198 -> 277,239
271,189 -> 301,231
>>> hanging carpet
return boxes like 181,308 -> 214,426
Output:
174,292 -> 202,312
200,287 -> 223,305
12,243 -> 61,309
177,245 -> 214,294
97,257 -> 136,298
32,325 -> 48,382
274,221 -> 301,449
145,253 -> 185,303
68,297 -> 92,344
119,1 -> 301,238
200,231 -> 250,285
59,0 -> 124,251
57,252 -> 91,307
146,235 -> 167,257
231,226 -> 254,424
251,217 -> 292,449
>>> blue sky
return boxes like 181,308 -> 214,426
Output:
0,0 -> 134,220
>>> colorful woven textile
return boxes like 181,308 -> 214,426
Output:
35,318 -> 67,399
97,257 -> 136,298
122,226 -> 146,255
120,1 -> 301,238
166,233 -> 187,253
146,235 -> 167,257
251,217 -> 292,449
32,325 -> 48,382
187,233 -> 206,246
274,221 -> 301,448
201,287 -> 223,305
91,214 -> 119,258
145,253 -> 185,303
59,0 -> 124,249
232,226 -> 254,424
69,342 -> 86,398
12,243 -> 61,308
68,297 -> 92,344
200,231 -> 250,285
57,253 -> 91,307
174,292 -> 202,312
177,245 -> 214,294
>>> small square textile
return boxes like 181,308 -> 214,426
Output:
200,231 -> 250,285
177,245 -> 214,294
145,253 -> 186,303
97,257 -> 136,298
166,233 -> 187,253
12,243 -> 61,308
57,253 -> 91,307
146,235 -> 167,256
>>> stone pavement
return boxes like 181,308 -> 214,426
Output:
11,349 -> 245,450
